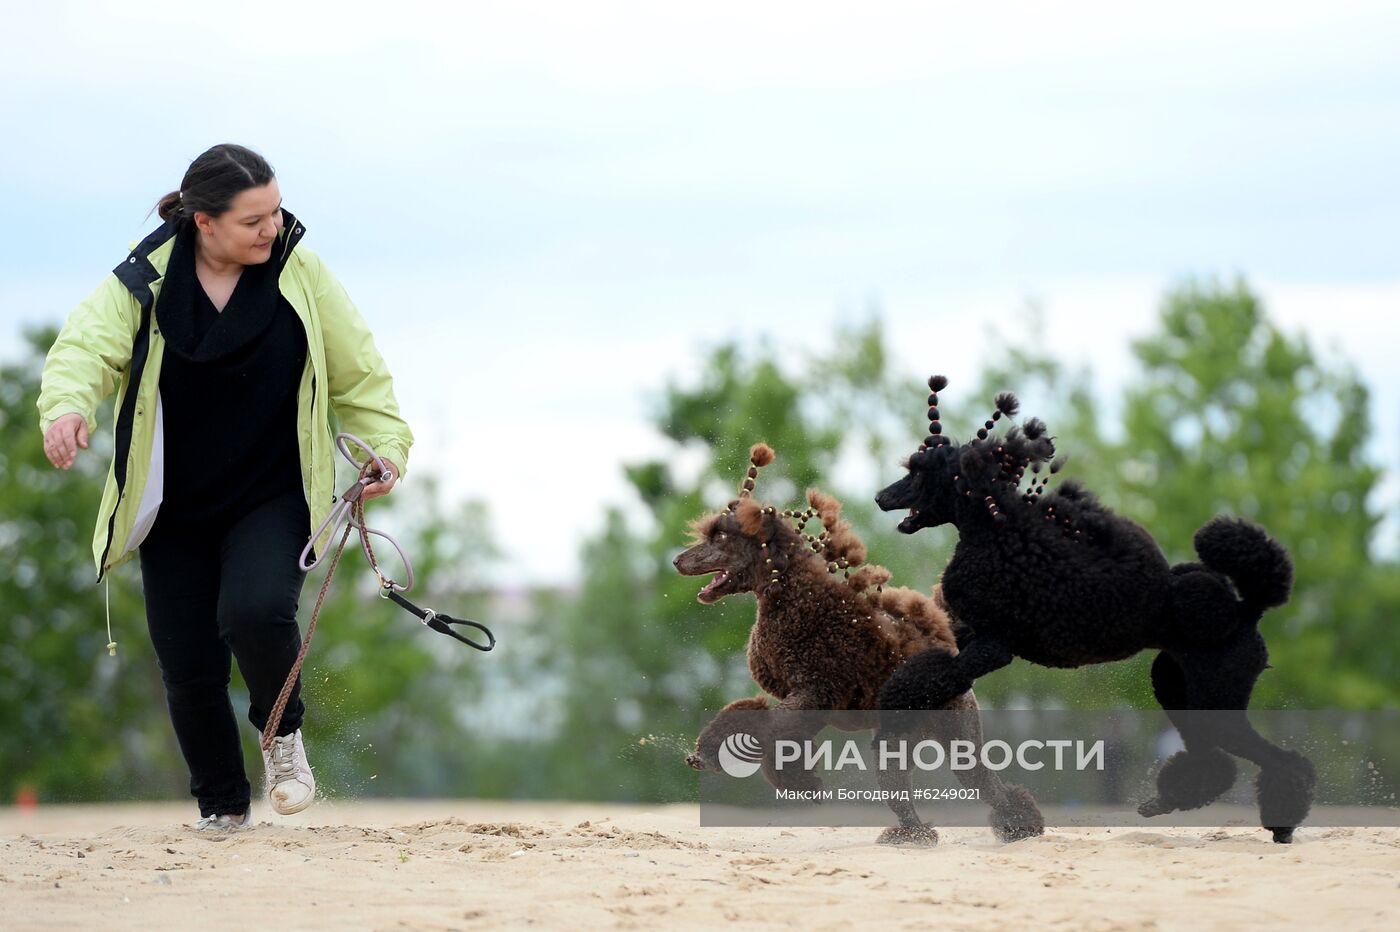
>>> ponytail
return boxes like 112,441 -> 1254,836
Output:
155,190 -> 186,222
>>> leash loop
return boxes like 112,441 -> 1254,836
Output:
298,433 -> 413,592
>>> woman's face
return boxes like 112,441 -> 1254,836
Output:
194,179 -> 284,266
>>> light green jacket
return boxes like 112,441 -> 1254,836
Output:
37,211 -> 414,578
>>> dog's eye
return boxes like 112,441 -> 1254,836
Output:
714,532 -> 727,541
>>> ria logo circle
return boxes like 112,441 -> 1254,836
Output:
718,732 -> 764,778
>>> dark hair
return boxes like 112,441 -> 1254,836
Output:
155,143 -> 275,224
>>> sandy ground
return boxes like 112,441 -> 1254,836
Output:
1,800 -> 1397,931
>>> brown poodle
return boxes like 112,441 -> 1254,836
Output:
673,443 -> 1044,846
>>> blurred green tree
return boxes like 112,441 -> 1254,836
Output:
539,280 -> 1397,806
5,275 -> 1394,808
0,328 -> 170,803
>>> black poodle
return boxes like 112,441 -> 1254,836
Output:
874,375 -> 1316,843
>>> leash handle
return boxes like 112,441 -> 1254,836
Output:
382,587 -> 497,652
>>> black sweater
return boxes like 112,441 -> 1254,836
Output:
154,228 -> 307,526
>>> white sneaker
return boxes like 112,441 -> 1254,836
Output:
261,729 -> 316,815
195,809 -> 253,832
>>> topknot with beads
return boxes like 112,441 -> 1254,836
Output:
919,374 -> 950,451
907,372 -> 1083,535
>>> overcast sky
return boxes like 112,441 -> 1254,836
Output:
3,1 -> 1397,583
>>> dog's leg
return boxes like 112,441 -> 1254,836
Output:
1139,652 -> 1239,819
1137,744 -> 1238,819
1140,642 -> 1316,843
1188,634 -> 1315,843
755,692 -> 832,794
934,690 -> 1046,843
1177,706 -> 1315,843
871,726 -> 939,847
872,639 -> 1016,845
689,696 -> 770,772
878,636 -> 1014,719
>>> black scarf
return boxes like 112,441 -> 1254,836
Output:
150,220 -> 309,525
156,223 -> 285,362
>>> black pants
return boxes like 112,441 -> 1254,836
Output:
139,489 -> 310,817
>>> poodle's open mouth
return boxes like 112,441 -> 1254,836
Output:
897,508 -> 921,534
698,570 -> 730,602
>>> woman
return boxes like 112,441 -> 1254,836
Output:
38,143 -> 414,829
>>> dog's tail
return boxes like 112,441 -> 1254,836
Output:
1193,517 -> 1294,613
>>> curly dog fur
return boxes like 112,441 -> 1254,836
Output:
675,443 -> 1045,846
875,375 -> 1316,843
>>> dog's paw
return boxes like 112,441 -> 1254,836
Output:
1137,797 -> 1172,818
877,824 -> 939,847
991,784 -> 1046,842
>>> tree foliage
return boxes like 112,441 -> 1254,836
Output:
3,278 -> 1395,806
0,327 -> 167,802
535,281 -> 1397,806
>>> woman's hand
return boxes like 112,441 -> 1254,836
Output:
362,458 -> 399,501
43,413 -> 89,469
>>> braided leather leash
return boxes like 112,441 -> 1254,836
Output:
261,434 -> 495,752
